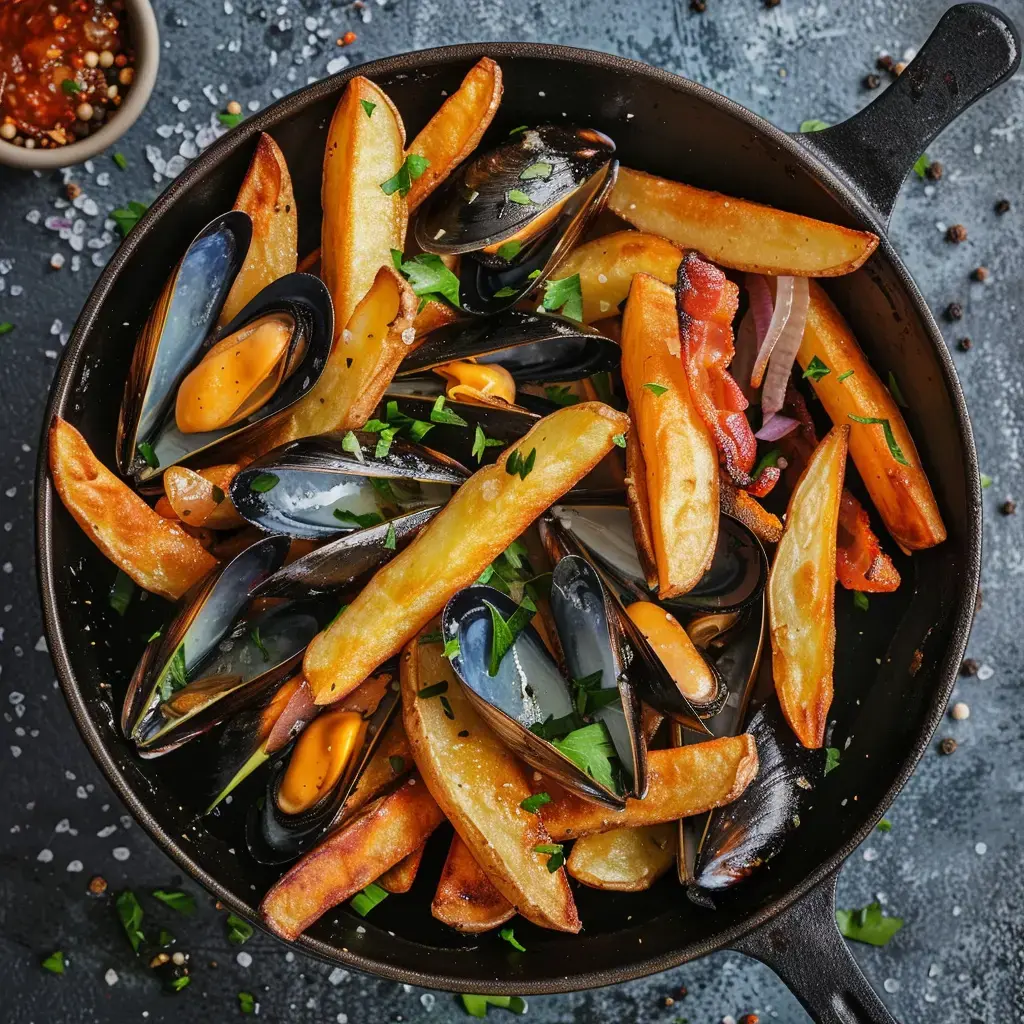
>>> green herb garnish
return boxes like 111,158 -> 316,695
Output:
109,570 -> 135,616
440,694 -> 455,719
836,902 -> 904,946
137,440 -> 159,469
505,447 -> 536,480
112,152 -> 128,171
853,591 -> 869,612
115,890 -> 145,953
752,448 -> 782,480
544,384 -> 579,407
157,928 -> 175,948
802,355 -> 830,382
61,78 -> 82,95
169,975 -> 191,992
887,371 -> 908,407
506,189 -> 532,205
360,99 -> 376,118
164,644 -> 188,698
612,433 -> 627,448
152,889 -> 196,915
541,274 -> 583,322
533,842 -> 565,872
499,926 -> 527,951
111,200 -> 149,238
529,711 -> 586,741
248,472 -> 279,492
380,154 -> 430,197
824,747 -> 841,774
877,818 -> 892,832
837,369 -> 855,382
333,507 -> 384,529
847,415 -> 909,466
384,521 -> 397,551
218,111 -> 244,128
443,636 -> 461,660
483,597 -> 535,676
0,322 -> 13,335
250,627 -> 270,663
571,670 -> 619,716
492,286 -> 519,298
239,992 -> 257,1014
496,240 -> 522,262
519,792 -> 551,814
471,424 -> 505,463
389,755 -> 406,775
341,430 -> 364,462
642,382 -> 668,396
552,721 -> 619,793
508,125 -> 529,135
431,394 -> 469,426
912,153 -> 931,179
520,161 -> 552,180
417,680 -> 449,700
226,912 -> 253,945
980,473 -> 992,489
395,252 -> 462,308
41,951 -> 65,974
350,882 -> 389,917
461,994 -> 528,1018
799,118 -> 830,132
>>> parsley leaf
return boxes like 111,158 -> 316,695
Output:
162,644 -> 188,700
0,322 -> 13,335
887,371 -> 909,407
541,274 -> 583,322
492,286 -> 519,298
430,394 -> 469,426
41,951 -> 65,974
642,382 -> 668,396
341,430 -> 364,462
61,78 -> 82,95
137,440 -> 159,469
836,902 -> 904,946
471,424 -> 505,463
544,384 -> 579,407
533,842 -> 565,872
396,252 -> 462,308
112,151 -> 128,171
360,99 -> 376,118
520,161 -> 553,180
443,636 -> 461,659
250,626 -> 270,663
853,591 -> 869,612
520,792 -> 551,814
847,415 -> 910,466
109,570 -> 135,616
248,472 -> 279,492
507,189 -> 532,205
239,992 -> 257,1014
218,110 -> 243,128
417,680 -> 449,699
552,721 -> 619,793
612,433 -> 626,448
529,711 -> 586,741
169,975 -> 191,992
837,369 -> 855,382
381,154 -> 430,197
333,507 -> 384,529
877,818 -> 893,832
753,448 -> 782,480
111,200 -> 149,238
484,598 -> 534,676
461,995 -> 528,1018
505,447 -> 536,480
980,473 -> 992,489
824,747 -> 841,774
384,521 -> 397,551
350,882 -> 389,917
226,912 -> 254,945
115,890 -> 145,953
912,154 -> 931,179
499,926 -> 527,951
799,118 -> 830,132
496,240 -> 522,261
802,355 -> 830,382
152,889 -> 196,915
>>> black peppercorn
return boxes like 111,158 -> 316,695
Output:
689,0 -> 706,10
972,266 -> 989,282
1001,499 -> 1017,516
994,198 -> 1010,215
945,302 -> 963,321
957,336 -> 972,351
946,223 -> 968,244
939,737 -> 958,755
877,54 -> 895,71
925,161 -> 943,181
960,658 -> 979,676
864,73 -> 881,89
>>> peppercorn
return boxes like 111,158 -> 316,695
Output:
677,985 -> 688,997
1000,499 -> 1017,516
65,182 -> 81,200
946,223 -> 968,243
877,54 -> 895,71
764,0 -> 781,6
957,336 -> 972,352
893,61 -> 907,75
863,73 -> 881,89
971,266 -> 989,282
226,100 -> 242,115
945,302 -> 963,321
994,198 -> 1010,215
88,875 -> 107,894
689,0 -> 706,9
342,30 -> 357,44
663,996 -> 675,1007
740,1016 -> 761,1024
925,160 -> 943,181
960,658 -> 979,677
939,737 -> 958,755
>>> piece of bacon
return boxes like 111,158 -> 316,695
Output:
778,386 -> 900,592
675,251 -> 778,495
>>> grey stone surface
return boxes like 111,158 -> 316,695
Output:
1,1 -> 1022,1021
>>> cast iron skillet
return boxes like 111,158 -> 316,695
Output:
35,5 -> 1018,1021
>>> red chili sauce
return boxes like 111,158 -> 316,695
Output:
0,0 -> 134,150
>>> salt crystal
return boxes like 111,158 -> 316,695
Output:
328,968 -> 348,985
82,198 -> 99,217
337,1016 -> 348,1024
976,664 -> 994,680
56,817 -> 71,832
50,319 -> 63,335
862,847 -> 878,861
9,284 -> 22,297
883,979 -> 899,993
37,848 -> 54,862
71,256 -> 81,272
112,846 -> 130,861
105,968 -> 119,986
67,859 -> 83,872
10,745 -> 22,757
69,235 -> 85,252
177,99 -> 191,112
248,100 -> 259,112
92,252 -> 106,267
420,993 -> 435,1010
928,963 -> 942,978
96,172 -> 110,187
97,824 -> 117,838
156,124 -> 176,139
327,55 -> 351,75
237,951 -> 253,968
35,636 -> 47,652
8,693 -> 23,705
975,841 -> 987,855
26,210 -> 41,224
179,139 -> 199,160
166,155 -> 187,178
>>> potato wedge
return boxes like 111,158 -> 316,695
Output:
797,281 -> 945,551
405,57 -> 503,213
620,273 -> 719,599
566,825 -> 676,892
554,231 -> 682,323
718,472 -> 783,545
322,76 -> 408,336
768,425 -> 848,748
49,418 -> 216,601
219,133 -> 297,325
542,736 -> 758,841
378,844 -> 425,894
403,631 -> 580,933
610,167 -> 878,276
413,297 -> 460,339
304,401 -> 630,703
339,715 -> 412,824
432,835 -> 515,933
260,775 -> 444,941
163,463 -> 246,530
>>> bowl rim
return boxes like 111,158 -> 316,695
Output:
35,40 -> 982,994
0,0 -> 160,171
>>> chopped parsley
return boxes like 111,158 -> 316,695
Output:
431,394 -> 469,426
496,240 -> 522,262
41,951 -> 65,974
395,252 -> 462,308
492,286 -> 520,298
443,636 -> 461,659
250,627 -> 270,663
471,424 -> 505,463
137,440 -> 159,469
980,473 -> 992,489
461,995 -> 528,1018
0,322 -> 13,335
506,188 -> 532,205
520,792 -> 551,814
499,926 -> 527,951
824,747 -> 841,775
529,711 -> 586,741
384,400 -> 435,443
152,889 -> 196,915
799,118 -> 830,132
350,882 -> 389,917
109,570 -> 135,616
115,890 -> 145,953
877,818 -> 893,833
341,430 -> 364,462
552,721 -> 620,794
419,630 -> 443,644
912,153 -> 931,179
169,975 -> 191,992
238,991 -> 257,1014
533,842 -> 565,872
380,154 -> 430,197
384,521 -> 397,550
847,415 -> 910,466
218,110 -> 244,128
837,370 -> 854,382
612,433 -> 627,448
112,151 -> 128,171
505,447 -> 536,480
835,902 -> 904,946
544,384 -> 579,407
417,680 -> 449,700
484,597 -> 535,676
541,274 -> 583,322
753,448 -> 782,480
61,78 -> 82,95
853,591 -> 869,612
571,670 -> 619,716
887,371 -> 908,407
248,472 -> 279,492
508,125 -> 528,135
333,507 -> 384,529
802,355 -> 830,382
226,912 -> 254,945
163,644 -> 188,698
360,99 -> 376,118
520,161 -> 553,180
642,382 -> 668,396
111,200 -> 149,237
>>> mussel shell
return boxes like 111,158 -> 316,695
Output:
133,272 -> 334,481
245,673 -> 401,864
414,125 -> 616,255
117,211 -> 252,475
443,585 -> 626,808
396,310 -> 621,385
548,555 -> 646,799
230,430 -> 469,539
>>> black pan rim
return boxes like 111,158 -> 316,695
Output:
34,40 -> 983,994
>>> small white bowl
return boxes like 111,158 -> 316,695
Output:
0,0 -> 160,171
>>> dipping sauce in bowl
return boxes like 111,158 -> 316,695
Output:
0,0 -> 136,151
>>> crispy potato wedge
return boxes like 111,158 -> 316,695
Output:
272,264 -> 417,443
413,297 -> 460,339
566,825 -> 676,892
542,736 -> 758,841
220,133 -> 297,325
620,273 -> 719,599
768,425 -> 848,748
304,401 -> 630,703
49,418 -> 216,601
718,472 -> 783,545
554,230 -> 682,323
163,463 -> 246,530
609,167 -> 879,277
322,76 -> 408,336
339,715 -> 412,824
405,57 -> 503,213
403,630 -> 580,933
378,844 -> 425,894
260,775 -> 444,941
797,282 -> 946,551
432,835 -> 515,933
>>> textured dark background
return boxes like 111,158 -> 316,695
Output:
2,1 -> 1022,1022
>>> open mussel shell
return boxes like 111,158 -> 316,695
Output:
124,535 -> 290,745
548,555 -> 646,799
117,211 -> 252,476
129,271 -> 334,482
246,672 -> 401,864
396,309 -> 620,385
443,585 -> 627,808
230,430 -> 469,539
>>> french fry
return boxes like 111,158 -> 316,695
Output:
718,473 -> 783,545
403,631 -> 580,933
620,273 -> 719,598
541,736 -> 758,841
163,463 -> 247,530
49,418 -> 216,601
554,231 -> 682,323
432,835 -> 514,933
609,167 -> 879,277
566,825 -> 676,892
405,57 -> 503,213
768,425 -> 848,748
260,775 -> 445,941
322,76 -> 408,336
219,133 -> 298,325
378,845 -> 425,894
339,716 -> 412,824
304,401 -> 630,703
797,281 -> 945,551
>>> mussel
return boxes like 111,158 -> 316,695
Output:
230,430 -> 469,539
415,125 -> 618,314
117,212 -> 333,481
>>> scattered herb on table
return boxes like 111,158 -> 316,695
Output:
836,902 -> 904,946
912,153 -> 931,179
111,200 -> 149,237
239,991 -> 257,1014
116,890 -> 145,952
461,994 -> 528,1017
152,889 -> 196,915
169,975 -> 191,992
113,151 -> 128,171
980,473 -> 992,489
877,818 -> 893,833
799,118 -> 830,132
218,110 -> 244,128
0,322 -> 15,335
226,912 -> 254,945
41,951 -> 65,974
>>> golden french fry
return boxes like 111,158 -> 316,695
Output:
403,630 -> 581,933
219,133 -> 298,325
554,230 -> 682,323
620,273 -> 719,599
718,472 -> 783,545
542,737 -> 758,841
322,76 -> 408,336
609,167 -> 879,277
566,825 -> 676,892
339,716 -> 412,824
304,401 -> 630,703
797,282 -> 945,551
49,418 -> 216,601
260,775 -> 445,941
405,57 -> 503,213
768,425 -> 849,748
432,835 -> 515,933
378,845 -> 425,894
163,463 -> 246,530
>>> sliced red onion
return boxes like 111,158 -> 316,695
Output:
746,273 -> 774,348
760,275 -> 810,420
731,309 -> 759,404
755,413 -> 800,441
750,275 -> 796,388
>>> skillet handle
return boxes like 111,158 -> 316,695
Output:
796,2 -> 1020,226
728,868 -> 898,1024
